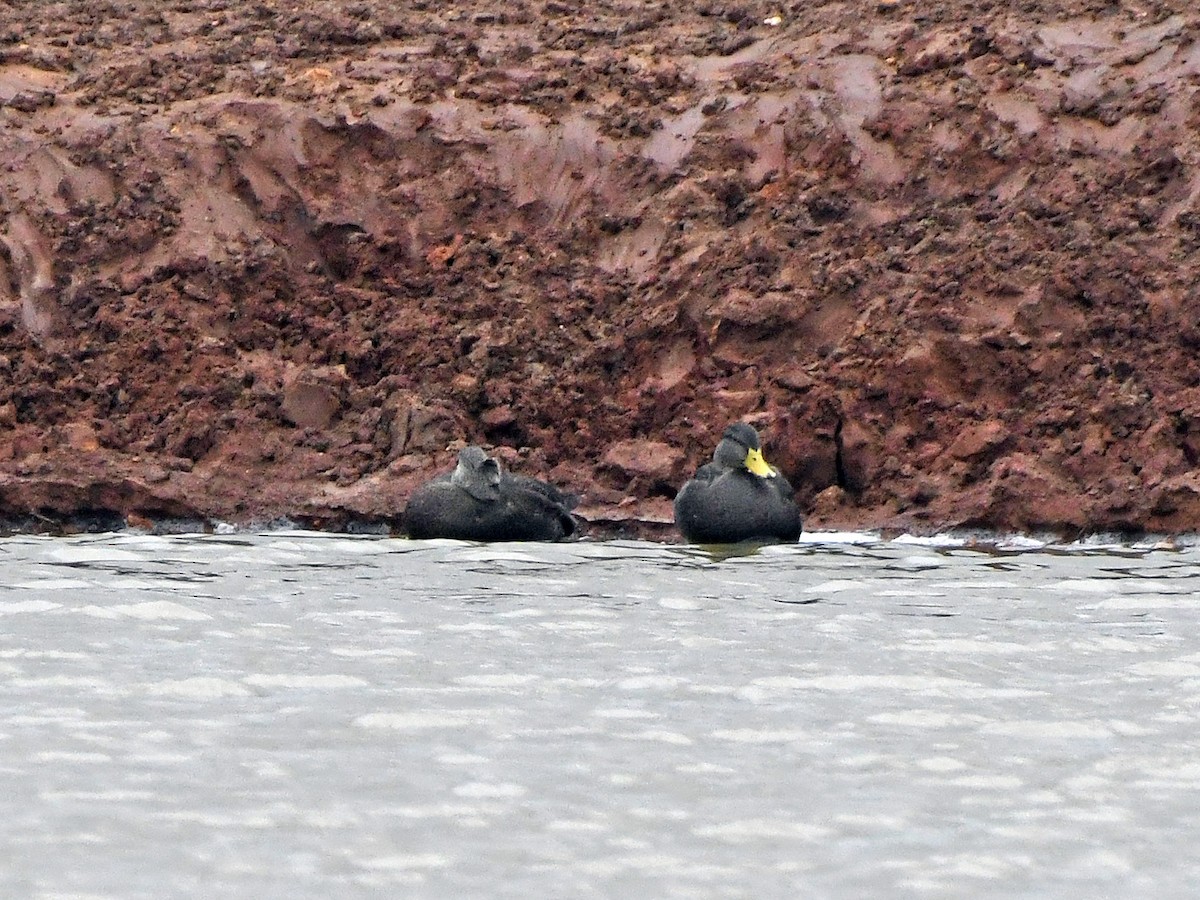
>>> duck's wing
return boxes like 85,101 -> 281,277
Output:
769,468 -> 797,501
687,461 -> 725,484
499,479 -> 576,538
505,474 -> 579,511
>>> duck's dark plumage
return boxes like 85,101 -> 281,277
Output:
674,422 -> 802,544
403,446 -> 577,542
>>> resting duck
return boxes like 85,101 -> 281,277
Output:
403,446 -> 577,542
673,422 -> 802,544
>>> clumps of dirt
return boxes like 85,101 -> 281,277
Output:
2,1 -> 1200,538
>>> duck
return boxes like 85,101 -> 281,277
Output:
403,446 -> 578,541
673,422 -> 803,544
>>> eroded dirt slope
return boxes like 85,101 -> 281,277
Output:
2,1 -> 1200,536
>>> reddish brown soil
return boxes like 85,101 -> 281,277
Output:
2,1 -> 1200,537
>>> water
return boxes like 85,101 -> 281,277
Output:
3,531 -> 1200,898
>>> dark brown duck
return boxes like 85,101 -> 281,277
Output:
403,446 -> 577,542
674,423 -> 803,544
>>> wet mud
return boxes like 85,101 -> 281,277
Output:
2,1 -> 1200,537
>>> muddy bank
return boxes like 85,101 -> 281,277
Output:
2,1 -> 1200,538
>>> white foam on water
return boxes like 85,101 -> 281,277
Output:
627,807 -> 689,823
676,762 -> 736,774
155,810 -> 279,828
993,535 -> 1052,551
45,545 -> 144,563
742,675 -> 978,697
575,847 -> 735,877
144,678 -> 251,698
939,580 -> 1020,590
1107,720 -> 1158,736
958,686 -> 1047,700
354,854 -> 451,871
0,599 -> 61,614
0,649 -> 86,659
243,674 -> 368,688
755,544 -> 805,557
917,757 -> 969,773
11,676 -> 115,692
301,809 -> 359,828
692,819 -> 833,842
450,547 -> 540,563
893,555 -> 957,570
107,578 -> 162,590
624,729 -> 694,745
41,789 -> 157,802
1054,579 -> 1118,593
391,537 -> 467,550
379,803 -> 505,820
455,674 -> 540,687
890,533 -> 967,548
436,753 -> 490,765
128,751 -> 194,765
617,675 -> 687,690
452,781 -> 526,799
492,608 -> 547,620
834,813 -> 908,830
1095,596 -> 1198,609
798,530 -> 880,544
536,620 -> 614,633
659,596 -> 704,610
547,818 -> 608,832
980,721 -> 1113,739
710,728 -> 809,743
1063,849 -> 1133,876
13,578 -> 93,590
803,579 -> 866,593
869,710 -> 990,728
878,588 -> 946,598
354,710 -> 495,729
329,647 -> 418,658
84,600 -> 212,621
266,539 -> 319,553
552,608 -> 619,620
592,708 -> 658,720
1077,636 -> 1146,652
34,751 -> 112,763
110,534 -> 178,550
909,638 -> 1053,655
222,550 -> 300,566
940,853 -> 1026,878
1126,660 -> 1200,677
352,872 -> 428,888
1061,806 -> 1129,823
1137,762 -> 1200,783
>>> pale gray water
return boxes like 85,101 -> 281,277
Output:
3,531 -> 1200,898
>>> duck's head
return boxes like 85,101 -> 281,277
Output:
451,446 -> 503,501
714,422 -> 775,478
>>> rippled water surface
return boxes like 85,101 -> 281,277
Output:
4,531 -> 1200,897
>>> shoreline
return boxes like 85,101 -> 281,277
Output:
2,509 -> 1189,552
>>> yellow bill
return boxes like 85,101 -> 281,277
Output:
744,447 -> 775,477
